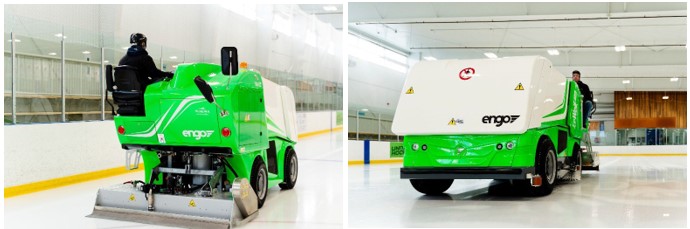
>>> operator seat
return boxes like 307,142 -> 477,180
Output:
105,65 -> 145,116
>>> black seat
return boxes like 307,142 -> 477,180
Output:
105,65 -> 145,116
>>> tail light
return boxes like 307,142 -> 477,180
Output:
118,126 -> 125,135
222,127 -> 231,137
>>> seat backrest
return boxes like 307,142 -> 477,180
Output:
114,65 -> 141,91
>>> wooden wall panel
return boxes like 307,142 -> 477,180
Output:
614,91 -> 686,129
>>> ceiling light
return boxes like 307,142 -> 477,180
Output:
593,98 -> 598,102
54,33 -> 63,37
323,6 -> 338,11
626,97 -> 632,100
547,49 -> 559,56
48,52 -> 57,56
662,96 -> 669,100
670,77 -> 679,82
423,56 -> 437,61
169,56 -> 178,60
7,39 -> 20,42
82,51 -> 91,54
103,60 -> 109,63
484,52 -> 498,59
615,45 -> 626,52
122,47 -> 129,50
622,80 -> 631,84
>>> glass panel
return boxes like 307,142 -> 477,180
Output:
14,33 -> 63,124
4,32 -> 12,124
64,27 -> 102,122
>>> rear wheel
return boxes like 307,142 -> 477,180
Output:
521,138 -> 557,196
279,148 -> 298,189
250,158 -> 268,208
410,179 -> 453,195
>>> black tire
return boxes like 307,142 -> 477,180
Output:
410,179 -> 453,195
250,158 -> 268,208
522,138 -> 557,196
279,148 -> 298,190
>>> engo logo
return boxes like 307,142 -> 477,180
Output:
182,130 -> 215,140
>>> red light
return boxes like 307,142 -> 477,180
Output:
118,126 -> 125,135
222,127 -> 231,137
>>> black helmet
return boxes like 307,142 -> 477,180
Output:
130,33 -> 147,45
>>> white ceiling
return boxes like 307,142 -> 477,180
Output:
299,4 -> 343,30
349,2 -> 687,119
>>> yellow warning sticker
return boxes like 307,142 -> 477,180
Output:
244,114 -> 251,122
129,194 -> 136,201
406,87 -> 414,94
515,83 -> 525,90
448,118 -> 457,126
189,199 -> 196,207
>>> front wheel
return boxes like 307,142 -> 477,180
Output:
250,158 -> 268,208
279,148 -> 298,190
521,138 -> 557,196
410,179 -> 453,195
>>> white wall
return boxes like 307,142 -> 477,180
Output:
5,111 -> 339,187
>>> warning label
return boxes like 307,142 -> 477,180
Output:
406,87 -> 414,94
189,199 -> 196,207
448,118 -> 464,126
129,194 -> 136,201
515,83 -> 524,90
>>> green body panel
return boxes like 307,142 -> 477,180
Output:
402,80 -> 586,172
113,63 -> 295,188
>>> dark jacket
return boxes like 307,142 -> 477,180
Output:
576,81 -> 593,102
118,45 -> 172,90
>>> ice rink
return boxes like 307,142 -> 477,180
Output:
5,131 -> 343,229
348,156 -> 686,228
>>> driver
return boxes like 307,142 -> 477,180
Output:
119,33 -> 173,91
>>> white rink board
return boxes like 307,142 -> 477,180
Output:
392,56 -> 566,135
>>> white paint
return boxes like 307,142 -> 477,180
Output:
369,141 -> 391,161
348,141 -> 364,161
296,111 -> 338,135
392,56 -> 565,135
4,111 -> 338,187
262,78 -> 298,141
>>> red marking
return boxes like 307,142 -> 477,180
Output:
459,67 -> 475,80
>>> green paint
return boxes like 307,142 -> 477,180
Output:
114,63 -> 294,189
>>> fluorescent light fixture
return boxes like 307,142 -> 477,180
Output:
103,60 -> 109,63
547,49 -> 559,55
7,39 -> 20,42
626,97 -> 633,100
622,80 -> 631,84
169,56 -> 178,60
615,45 -> 626,52
54,33 -> 63,37
484,52 -> 498,59
423,56 -> 437,61
48,52 -> 57,56
122,47 -> 129,50
662,96 -> 669,100
360,108 -> 369,112
593,98 -> 598,102
670,77 -> 679,82
323,6 -> 338,11
82,51 -> 90,54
